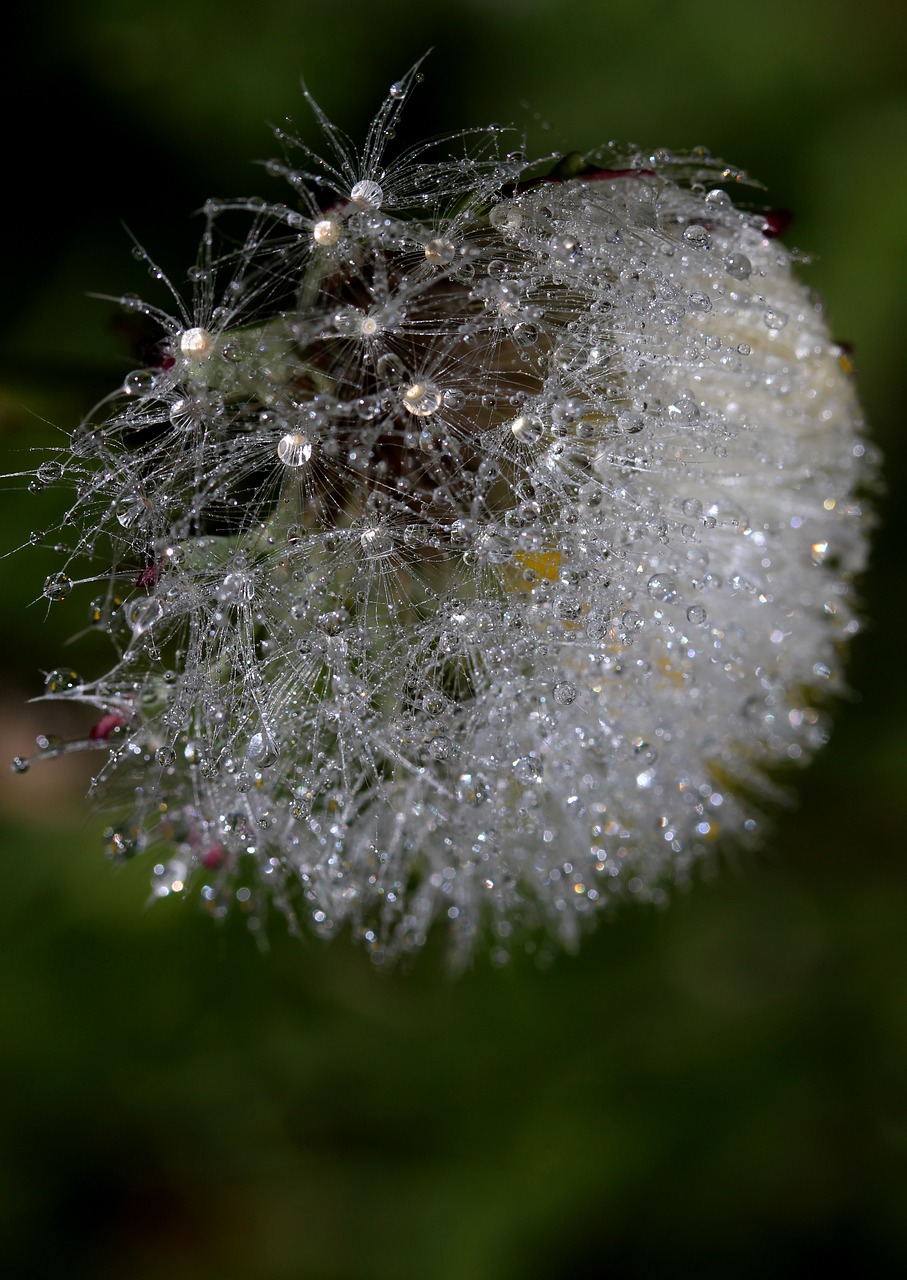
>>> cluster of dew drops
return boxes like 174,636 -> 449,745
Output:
11,67 -> 870,962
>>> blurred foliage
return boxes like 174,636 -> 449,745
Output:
1,1 -> 906,1274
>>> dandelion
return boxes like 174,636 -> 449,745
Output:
14,70 -> 875,963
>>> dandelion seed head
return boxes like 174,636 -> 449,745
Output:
14,71 -> 877,963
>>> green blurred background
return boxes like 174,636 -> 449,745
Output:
1,2 -> 906,1275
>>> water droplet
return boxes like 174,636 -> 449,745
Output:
552,680 -> 577,705
43,572 -> 72,601
11,757 -> 29,774
513,755 -> 543,784
647,573 -> 679,603
422,692 -> 447,716
360,526 -> 394,557
376,352 -> 408,383
179,327 -> 215,360
456,773 -> 489,805
490,201 -> 523,231
246,732 -> 280,768
402,381 -> 442,416
686,604 -> 707,624
725,252 -> 752,280
681,497 -> 702,518
549,233 -> 581,262
156,746 -> 176,766
510,414 -> 544,445
429,735 -> 454,761
668,394 -> 700,423
129,598 -> 164,635
277,432 -> 313,467
45,668 -> 82,694
123,369 -> 156,396
36,461 -> 63,485
683,225 -> 711,250
424,238 -> 455,265
350,179 -> 383,210
312,217 -> 341,247
764,308 -> 788,330
403,523 -> 429,548
389,81 -> 406,100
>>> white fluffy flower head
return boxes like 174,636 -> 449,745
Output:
16,70 -> 874,963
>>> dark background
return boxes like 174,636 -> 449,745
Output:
1,2 -> 905,1275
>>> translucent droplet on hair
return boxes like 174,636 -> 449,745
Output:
277,432 -> 313,467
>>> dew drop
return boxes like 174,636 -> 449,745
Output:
43,572 -> 72,602
36,461 -> 63,485
725,252 -> 752,280
424,238 -> 455,265
129,598 -> 163,635
312,217 -> 341,247
246,732 -> 280,768
647,573 -> 679,603
510,414 -> 544,445
552,680 -> 577,705
156,746 -> 176,766
123,369 -> 156,396
179,327 -> 215,360
45,668 -> 82,694
277,432 -> 313,467
489,202 -> 523,231
686,604 -> 707,624
456,773 -> 490,806
350,179 -> 383,210
402,381 -> 442,417
429,735 -> 454,761
403,523 -> 429,547
360,526 -> 394,557
683,225 -> 711,250
513,755 -> 543,784
376,352 -> 408,383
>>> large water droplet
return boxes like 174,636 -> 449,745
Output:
725,253 -> 752,280
552,680 -> 577,705
277,432 -> 313,467
350,179 -> 383,210
312,217 -> 341,247
43,572 -> 72,601
246,731 -> 280,768
456,773 -> 490,806
360,526 -> 394,558
489,202 -> 522,231
129,598 -> 164,635
402,381 -> 442,417
647,573 -> 679,603
45,668 -> 82,694
510,414 -> 544,445
513,755 -> 543,784
36,461 -> 63,485
179,327 -> 215,360
424,238 -> 455,265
